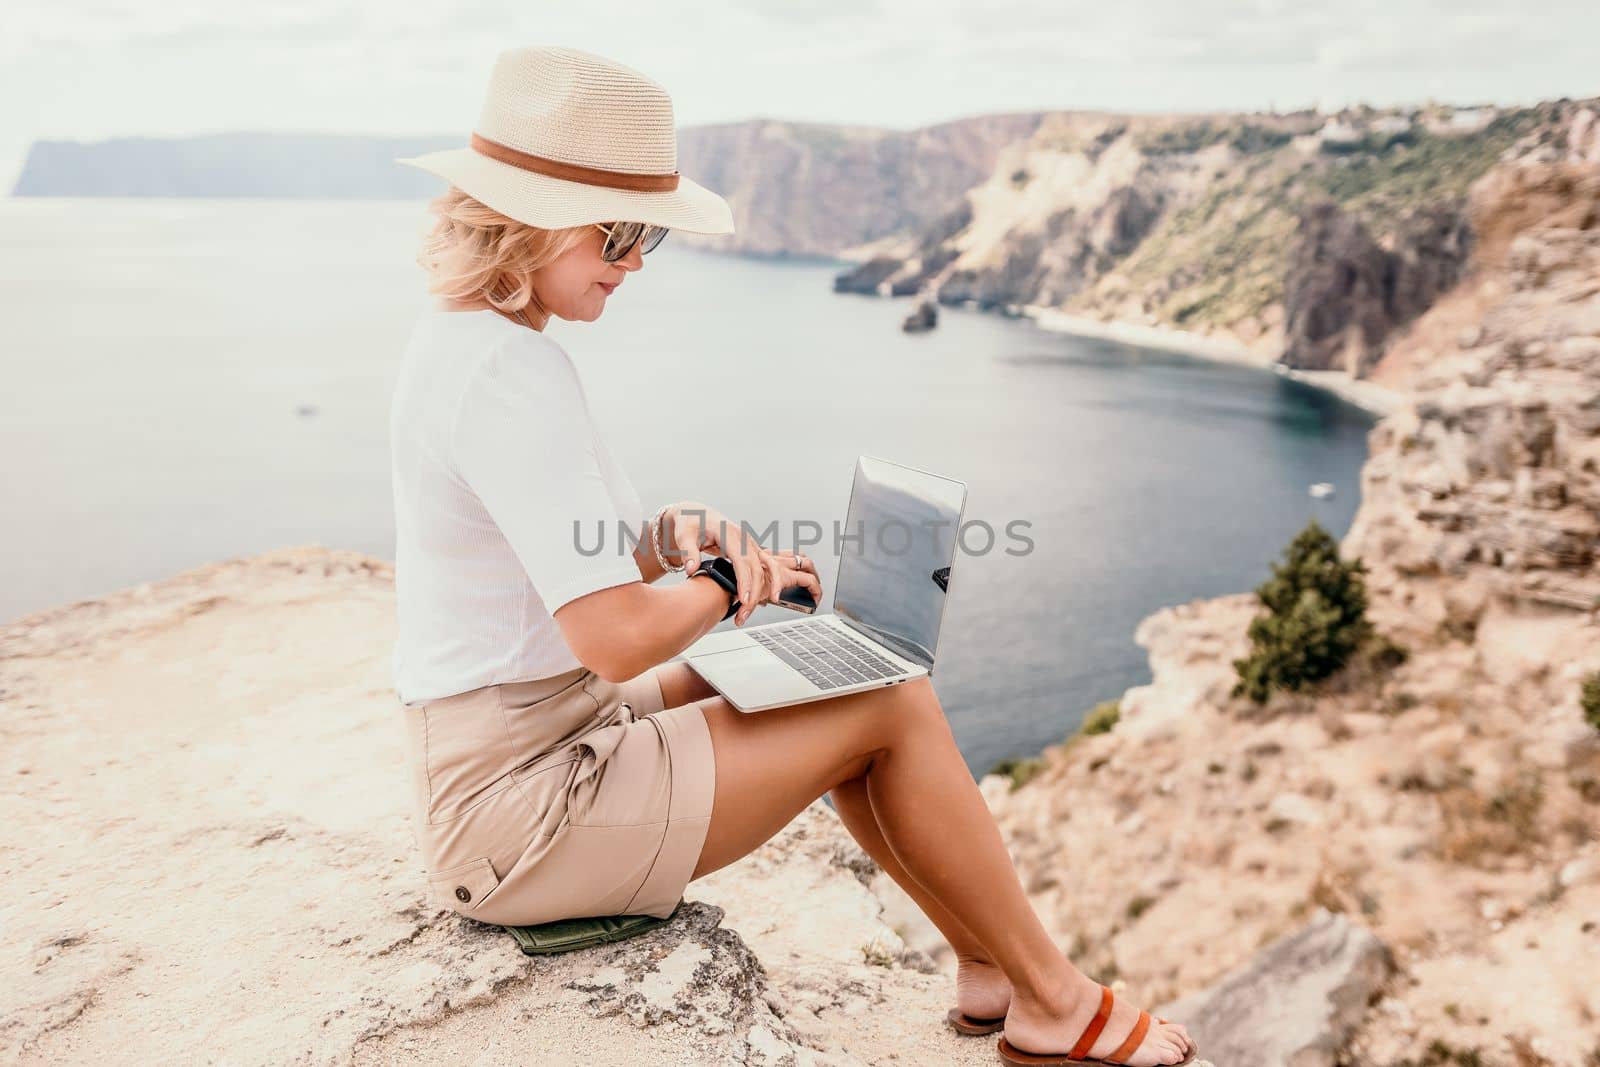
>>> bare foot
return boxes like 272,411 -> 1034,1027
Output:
1004,972 -> 1193,1066
955,953 -> 1011,1019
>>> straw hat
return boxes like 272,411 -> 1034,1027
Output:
395,45 -> 735,235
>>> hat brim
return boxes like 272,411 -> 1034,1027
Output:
394,147 -> 735,236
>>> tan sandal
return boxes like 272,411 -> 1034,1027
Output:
946,1007 -> 1007,1035
995,983 -> 1198,1065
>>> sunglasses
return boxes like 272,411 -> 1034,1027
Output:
594,220 -> 669,263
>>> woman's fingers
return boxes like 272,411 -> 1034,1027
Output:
715,548 -> 824,622
767,550 -> 814,576
673,525 -> 701,574
730,553 -> 755,622
691,521 -> 833,624
786,566 -> 823,602
764,555 -> 785,604
734,561 -> 758,624
743,554 -> 775,624
665,505 -> 706,574
755,550 -> 823,605
779,552 -> 822,600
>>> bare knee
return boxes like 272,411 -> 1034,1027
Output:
888,676 -> 944,721
858,676 -> 948,756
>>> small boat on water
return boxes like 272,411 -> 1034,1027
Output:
1309,482 -> 1335,498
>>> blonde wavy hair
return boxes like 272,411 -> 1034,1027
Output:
412,186 -> 595,320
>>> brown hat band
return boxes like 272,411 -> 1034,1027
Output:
469,132 -> 680,192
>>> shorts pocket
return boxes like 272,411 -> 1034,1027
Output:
564,721 -> 633,827
510,756 -> 581,837
427,856 -> 502,914
567,719 -> 672,830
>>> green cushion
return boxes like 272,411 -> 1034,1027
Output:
502,899 -> 684,955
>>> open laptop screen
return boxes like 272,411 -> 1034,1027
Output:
832,455 -> 966,673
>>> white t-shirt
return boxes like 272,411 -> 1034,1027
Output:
389,303 -> 648,706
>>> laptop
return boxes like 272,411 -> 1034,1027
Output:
678,455 -> 967,712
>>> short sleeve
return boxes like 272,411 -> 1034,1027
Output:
451,338 -> 642,613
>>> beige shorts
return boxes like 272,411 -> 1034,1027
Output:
400,665 -> 716,926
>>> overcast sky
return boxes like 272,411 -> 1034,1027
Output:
6,0 -> 1598,191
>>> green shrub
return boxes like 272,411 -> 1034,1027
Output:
1582,670 -> 1600,733
1232,520 -> 1375,704
986,698 -> 1123,791
988,755 -> 1046,791
1228,124 -> 1294,154
1080,700 -> 1121,736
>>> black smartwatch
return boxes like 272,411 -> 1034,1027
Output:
689,555 -> 741,621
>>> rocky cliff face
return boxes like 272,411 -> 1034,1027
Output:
1280,198 -> 1473,375
674,113 -> 1049,258
1347,162 -> 1600,617
832,110 -> 1304,329
830,99 -> 1600,380
931,574 -> 1600,1064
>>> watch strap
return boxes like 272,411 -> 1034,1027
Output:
690,555 -> 740,621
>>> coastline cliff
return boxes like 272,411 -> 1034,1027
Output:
830,99 -> 1600,390
868,155 -> 1599,1065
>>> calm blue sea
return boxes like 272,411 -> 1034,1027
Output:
0,197 -> 1374,774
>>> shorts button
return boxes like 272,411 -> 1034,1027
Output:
455,886 -> 471,903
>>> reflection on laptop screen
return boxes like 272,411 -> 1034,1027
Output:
833,456 -> 966,673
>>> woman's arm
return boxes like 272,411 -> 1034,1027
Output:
554,572 -> 733,683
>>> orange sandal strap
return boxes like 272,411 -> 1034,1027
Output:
1069,984 -> 1115,1060
1107,1009 -> 1152,1064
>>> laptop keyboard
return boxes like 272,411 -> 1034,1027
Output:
749,620 -> 905,690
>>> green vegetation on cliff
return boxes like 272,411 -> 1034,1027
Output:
1118,150 -> 1303,327
1308,109 -> 1544,222
1131,119 -> 1295,156
1232,520 -> 1378,705
1083,107 -> 1545,334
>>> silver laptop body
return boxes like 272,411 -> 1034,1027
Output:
679,455 -> 966,712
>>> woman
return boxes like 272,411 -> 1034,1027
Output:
390,45 -> 1196,1067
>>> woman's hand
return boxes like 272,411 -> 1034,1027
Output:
663,504 -> 823,625
763,549 -> 824,619
664,501 -> 770,624
726,547 -> 823,625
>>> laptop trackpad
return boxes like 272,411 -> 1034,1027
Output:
684,628 -> 755,657
696,645 -> 802,701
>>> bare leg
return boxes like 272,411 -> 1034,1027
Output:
649,661 -> 715,711
829,774 -> 1012,1019
655,662 -> 1010,1017
688,677 -> 1194,1064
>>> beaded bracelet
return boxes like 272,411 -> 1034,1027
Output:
650,503 -> 686,575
